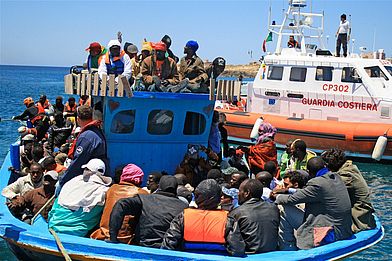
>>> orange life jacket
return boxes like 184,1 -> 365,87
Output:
183,208 -> 227,251
78,97 -> 91,107
64,102 -> 77,113
31,104 -> 46,124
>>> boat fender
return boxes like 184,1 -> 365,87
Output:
372,134 -> 388,161
250,117 -> 264,142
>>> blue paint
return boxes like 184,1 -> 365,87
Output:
268,99 -> 276,105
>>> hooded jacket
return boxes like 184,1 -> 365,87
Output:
109,190 -> 188,248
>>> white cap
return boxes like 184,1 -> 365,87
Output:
74,127 -> 81,134
44,170 -> 59,181
81,158 -> 106,174
107,40 -> 121,49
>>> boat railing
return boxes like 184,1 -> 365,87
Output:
64,71 -> 241,102
210,79 -> 242,103
64,72 -> 133,98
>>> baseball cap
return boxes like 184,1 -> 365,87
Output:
81,158 -> 106,173
85,42 -> 101,51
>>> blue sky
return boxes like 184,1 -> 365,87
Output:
1,0 -> 391,66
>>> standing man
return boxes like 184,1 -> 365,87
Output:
59,106 -> 107,188
336,14 -> 351,57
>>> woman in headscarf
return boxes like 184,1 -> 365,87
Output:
90,163 -> 148,243
239,122 -> 278,175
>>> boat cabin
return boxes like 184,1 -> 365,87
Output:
64,73 -> 215,183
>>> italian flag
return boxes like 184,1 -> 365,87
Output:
262,32 -> 273,52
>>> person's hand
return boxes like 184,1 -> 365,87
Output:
8,167 -> 15,172
273,187 -> 288,194
161,80 -> 170,87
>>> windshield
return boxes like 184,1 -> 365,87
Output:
364,66 -> 389,81
385,66 -> 392,77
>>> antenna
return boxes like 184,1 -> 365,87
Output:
372,28 -> 376,52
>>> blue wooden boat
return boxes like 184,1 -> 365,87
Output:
0,73 -> 384,260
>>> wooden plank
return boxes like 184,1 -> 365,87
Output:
222,80 -> 227,101
233,81 -> 241,101
80,73 -> 86,95
209,78 -> 215,101
227,81 -> 233,102
76,74 -> 81,95
216,80 -> 223,100
64,74 -> 74,94
120,76 -> 133,98
100,74 -> 107,96
93,74 -> 99,96
86,74 -> 92,96
108,75 -> 115,97
117,76 -> 124,97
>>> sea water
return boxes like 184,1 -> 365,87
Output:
0,65 -> 390,260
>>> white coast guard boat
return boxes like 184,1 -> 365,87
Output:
218,0 -> 392,161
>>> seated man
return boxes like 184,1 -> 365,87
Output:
7,170 -> 57,222
48,159 -> 111,236
98,40 -> 132,83
140,41 -> 180,92
84,42 -> 107,72
205,57 -> 226,86
161,35 -> 179,63
109,176 -> 188,248
178,40 -> 208,93
63,97 -> 77,123
275,157 -> 352,250
145,172 -> 162,193
285,139 -> 316,173
91,164 -> 148,243
221,184 -> 239,211
2,163 -> 44,200
229,179 -> 280,254
255,171 -> 273,202
162,179 -> 243,256
287,35 -> 300,48
322,148 -> 376,233
229,171 -> 248,189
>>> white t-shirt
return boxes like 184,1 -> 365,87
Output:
338,20 -> 350,34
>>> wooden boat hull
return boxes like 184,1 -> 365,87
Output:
0,151 -> 385,260
219,110 -> 392,161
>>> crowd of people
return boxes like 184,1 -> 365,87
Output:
3,90 -> 377,256
82,34 -> 226,94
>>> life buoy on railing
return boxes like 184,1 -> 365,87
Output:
372,132 -> 388,161
250,117 -> 264,142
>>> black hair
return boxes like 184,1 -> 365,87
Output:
264,161 -> 277,175
31,143 -> 44,163
255,171 -> 273,187
293,139 -> 307,152
114,164 -> 127,184
283,170 -> 306,188
243,179 -> 264,199
341,14 -> 346,19
41,157 -> 56,171
174,173 -> 188,186
307,157 -> 326,177
235,171 -> 248,184
68,97 -> 76,102
149,172 -> 163,183
321,148 -> 346,172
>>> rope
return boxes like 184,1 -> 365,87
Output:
49,228 -> 73,261
30,195 -> 55,225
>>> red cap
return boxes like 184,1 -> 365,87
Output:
85,42 -> 101,51
152,41 -> 167,51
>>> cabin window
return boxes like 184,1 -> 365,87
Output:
364,66 -> 389,81
147,110 -> 174,135
289,67 -> 307,82
341,67 -> 362,83
183,112 -> 206,135
385,66 -> 392,76
267,66 -> 284,80
110,110 -> 136,134
315,66 -> 333,81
